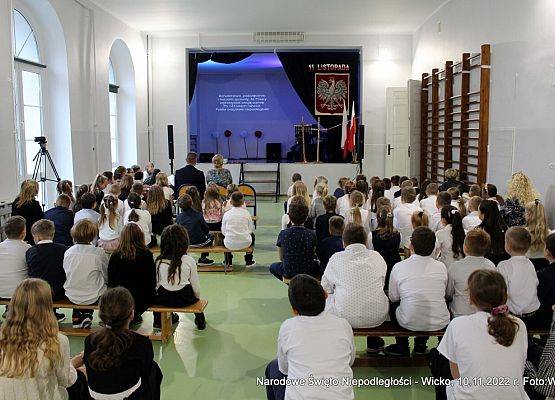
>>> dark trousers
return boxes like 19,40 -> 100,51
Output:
189,234 -> 214,259
428,348 -> 452,400
269,261 -> 320,281
154,285 -> 205,323
265,359 -> 286,400
389,301 -> 429,348
67,370 -> 92,400
224,233 -> 255,265
129,362 -> 163,400
72,309 -> 94,320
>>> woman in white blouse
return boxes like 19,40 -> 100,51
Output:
0,279 -> 82,400
435,206 -> 466,269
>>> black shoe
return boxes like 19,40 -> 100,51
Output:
383,344 -> 410,357
130,316 -> 143,328
194,313 -> 206,330
171,313 -> 179,325
366,337 -> 385,355
245,258 -> 256,268
72,314 -> 92,329
54,311 -> 66,323
413,344 -> 428,355
198,257 -> 214,266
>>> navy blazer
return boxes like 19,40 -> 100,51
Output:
174,165 -> 206,199
44,206 -> 74,247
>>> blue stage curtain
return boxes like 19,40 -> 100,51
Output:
188,52 -> 253,103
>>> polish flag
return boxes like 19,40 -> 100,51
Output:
340,101 -> 348,150
343,101 -> 356,158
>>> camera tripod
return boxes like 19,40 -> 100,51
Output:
31,140 -> 61,209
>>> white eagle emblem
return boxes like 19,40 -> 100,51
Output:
316,77 -> 348,112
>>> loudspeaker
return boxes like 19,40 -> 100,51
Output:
199,152 -> 215,163
167,125 -> 174,160
357,125 -> 365,160
266,143 -> 282,161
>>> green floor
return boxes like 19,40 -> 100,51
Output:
67,200 -> 436,399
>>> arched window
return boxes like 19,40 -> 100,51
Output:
12,9 -> 46,178
109,59 -> 118,167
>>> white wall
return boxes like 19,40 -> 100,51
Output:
150,33 -> 413,177
412,0 -> 555,223
0,0 -> 147,203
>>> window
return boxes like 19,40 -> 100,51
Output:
109,59 -> 118,167
12,9 -> 45,179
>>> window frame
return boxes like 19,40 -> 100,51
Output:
108,59 -> 119,167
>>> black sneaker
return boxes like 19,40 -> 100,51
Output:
366,337 -> 385,355
171,313 -> 180,325
383,344 -> 410,357
198,257 -> 214,266
245,258 -> 256,268
130,316 -> 143,328
72,314 -> 92,329
413,344 -> 428,355
194,313 -> 206,330
54,311 -> 66,323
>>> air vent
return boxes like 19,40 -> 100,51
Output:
253,32 -> 306,44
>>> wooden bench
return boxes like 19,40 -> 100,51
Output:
352,321 -> 549,367
0,298 -> 207,343
188,246 -> 254,273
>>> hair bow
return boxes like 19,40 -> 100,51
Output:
451,209 -> 458,215
491,304 -> 509,316
535,199 -> 540,206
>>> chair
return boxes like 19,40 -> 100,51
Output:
178,185 -> 194,198
217,185 -> 227,199
238,183 -> 257,227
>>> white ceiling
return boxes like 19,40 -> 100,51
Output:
90,0 -> 448,35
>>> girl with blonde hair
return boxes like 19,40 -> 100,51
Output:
203,185 -> 224,230
345,190 -> 371,235
309,183 -> 328,220
502,172 -> 538,227
525,199 -> 551,270
155,172 -> 174,201
147,185 -> 173,245
11,179 -> 43,244
0,279 -> 82,399
98,194 -> 123,252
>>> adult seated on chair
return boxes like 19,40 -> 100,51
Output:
206,154 -> 233,188
142,162 -> 156,185
174,152 -> 206,199
270,196 -> 319,281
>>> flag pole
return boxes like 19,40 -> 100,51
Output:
316,117 -> 321,163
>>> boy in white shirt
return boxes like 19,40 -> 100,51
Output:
419,183 -> 439,216
497,226 -> 540,326
385,227 -> 450,356
63,219 -> 108,329
393,187 -> 422,252
0,216 -> 30,298
265,274 -> 355,400
429,191 -> 452,232
286,173 -> 302,198
384,175 -> 400,201
447,228 -> 496,317
222,192 -> 255,268
321,223 -> 389,354
74,193 -> 100,225
393,180 -> 419,209
462,196 -> 482,231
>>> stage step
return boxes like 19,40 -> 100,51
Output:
244,179 -> 277,184
239,162 -> 281,203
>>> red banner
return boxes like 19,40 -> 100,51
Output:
314,73 -> 349,115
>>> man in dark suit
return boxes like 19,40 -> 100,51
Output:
174,152 -> 207,199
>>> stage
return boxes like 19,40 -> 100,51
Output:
195,162 -> 360,195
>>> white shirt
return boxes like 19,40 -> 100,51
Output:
498,256 -> 541,315
222,206 -> 254,250
434,224 -> 464,269
98,210 -> 123,241
393,196 -> 419,210
336,194 -> 351,217
156,255 -> 200,297
123,209 -> 152,242
344,207 -> 371,235
123,199 -> 147,215
447,256 -> 496,317
429,211 -> 443,232
393,202 -> 422,248
384,186 -> 400,201
420,195 -> 438,216
0,239 -> 30,298
63,244 -> 108,305
286,184 -> 294,198
322,244 -> 388,328
462,211 -> 481,232
74,209 -> 99,225
389,255 -> 450,331
438,312 -> 529,400
277,312 -> 355,400
0,332 -> 77,400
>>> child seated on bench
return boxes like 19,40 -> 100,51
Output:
434,206 -> 466,269
265,274 -> 355,400
44,194 -> 74,247
322,223 -> 388,354
63,219 -> 108,329
333,176 -> 349,199
270,197 -> 319,281
108,223 -> 156,327
123,182 -> 147,214
393,187 -> 422,257
309,183 -> 327,221
432,269 -> 528,400
223,184 -> 241,213
372,207 -> 401,290
176,194 -> 214,266
124,193 -> 154,247
26,219 -> 68,317
447,228 -> 495,318
316,216 -> 344,270
314,195 -> 340,243
385,227 -> 450,356
203,185 -> 224,231
154,224 -> 206,330
73,193 -> 99,225
537,233 -> 555,326
98,194 -> 123,252
84,287 -> 163,399
221,191 -> 255,267
462,196 -> 482,231
498,227 -> 540,327
0,216 -> 30,299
